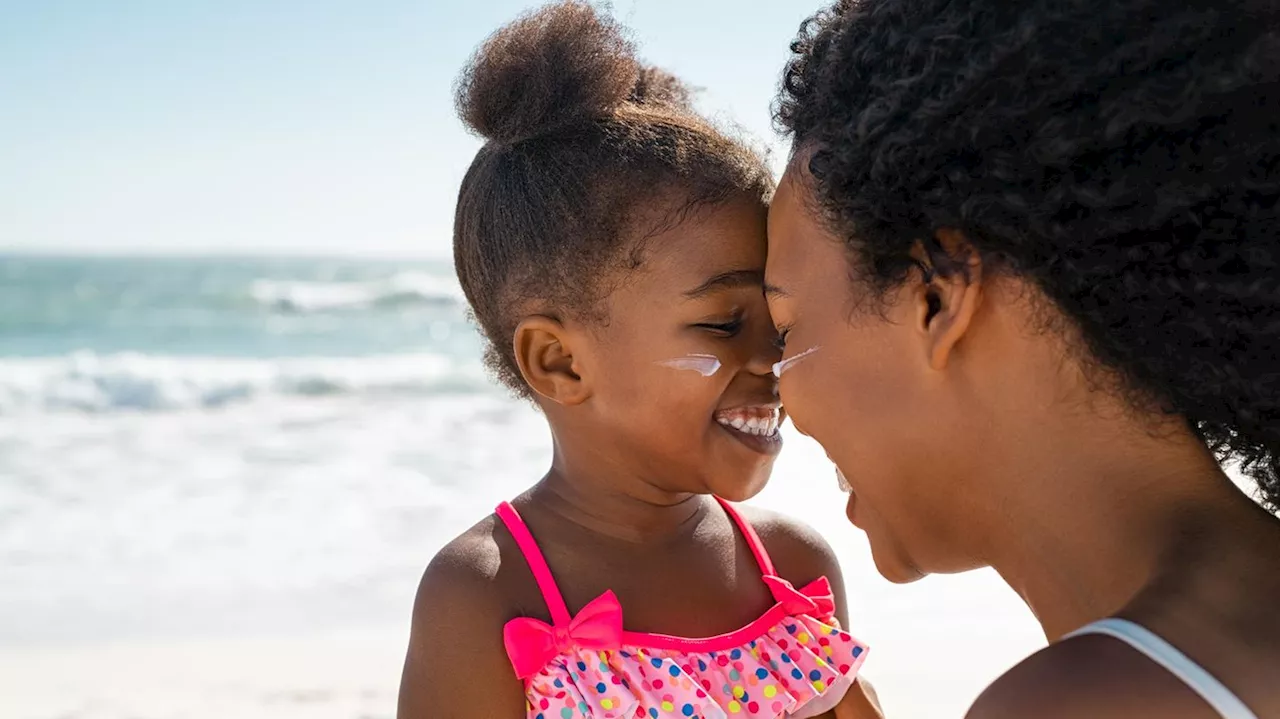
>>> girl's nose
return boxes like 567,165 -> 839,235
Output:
744,320 -> 782,378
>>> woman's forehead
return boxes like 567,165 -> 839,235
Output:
765,170 -> 823,288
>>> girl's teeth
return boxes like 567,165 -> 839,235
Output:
715,409 -> 781,436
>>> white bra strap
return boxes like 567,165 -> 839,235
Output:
1064,618 -> 1257,719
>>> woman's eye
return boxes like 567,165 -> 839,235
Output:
695,319 -> 743,337
773,328 -> 790,351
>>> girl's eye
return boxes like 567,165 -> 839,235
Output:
695,319 -> 743,337
773,327 -> 790,351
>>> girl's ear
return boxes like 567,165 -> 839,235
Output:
513,315 -> 592,405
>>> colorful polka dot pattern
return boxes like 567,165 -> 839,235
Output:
523,616 -> 868,719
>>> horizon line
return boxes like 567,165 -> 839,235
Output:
0,247 -> 453,263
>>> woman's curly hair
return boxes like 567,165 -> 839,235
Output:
776,0 -> 1280,509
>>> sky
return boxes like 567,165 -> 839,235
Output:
0,1 -> 817,258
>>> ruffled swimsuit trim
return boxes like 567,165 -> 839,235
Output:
497,499 -> 870,719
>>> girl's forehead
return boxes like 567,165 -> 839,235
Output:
635,199 -> 768,290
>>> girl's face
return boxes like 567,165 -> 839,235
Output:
763,168 -> 989,582
583,195 -> 782,502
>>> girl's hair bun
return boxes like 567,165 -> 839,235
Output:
455,1 -> 642,145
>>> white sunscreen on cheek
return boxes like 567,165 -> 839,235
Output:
657,353 -> 722,377
772,346 -> 821,378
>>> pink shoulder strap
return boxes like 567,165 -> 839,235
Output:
494,502 -> 572,626
715,497 -> 778,577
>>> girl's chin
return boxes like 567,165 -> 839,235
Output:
709,469 -> 773,503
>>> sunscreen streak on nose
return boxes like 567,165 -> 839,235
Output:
772,346 -> 821,378
658,354 -> 722,377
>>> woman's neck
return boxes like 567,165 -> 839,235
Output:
983,415 -> 1255,641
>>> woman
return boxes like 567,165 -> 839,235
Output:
766,0 -> 1280,716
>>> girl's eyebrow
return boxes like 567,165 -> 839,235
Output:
683,269 -> 763,298
763,282 -> 790,299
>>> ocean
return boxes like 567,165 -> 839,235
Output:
0,255 -> 1045,718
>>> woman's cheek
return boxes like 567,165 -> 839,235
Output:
780,371 -> 819,438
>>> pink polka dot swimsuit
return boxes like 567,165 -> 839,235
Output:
496,499 -> 870,719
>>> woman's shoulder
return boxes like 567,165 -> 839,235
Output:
965,632 -> 1221,719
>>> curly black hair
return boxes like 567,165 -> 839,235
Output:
453,1 -> 771,398
775,0 -> 1280,509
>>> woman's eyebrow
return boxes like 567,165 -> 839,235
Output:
683,269 -> 764,298
763,282 -> 790,299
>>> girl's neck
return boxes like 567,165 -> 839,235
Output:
528,455 -> 712,545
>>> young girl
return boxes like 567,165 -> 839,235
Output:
397,3 -> 876,718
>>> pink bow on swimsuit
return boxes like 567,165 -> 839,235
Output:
504,590 -> 624,679
763,575 -> 837,620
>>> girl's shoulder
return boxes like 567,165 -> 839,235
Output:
399,514 -> 535,717
408,517 -> 508,648
735,505 -> 843,576
418,514 -> 505,596
412,512 -> 549,628
732,504 -> 849,622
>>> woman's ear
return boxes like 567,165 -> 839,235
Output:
911,228 -> 983,371
513,315 -> 591,405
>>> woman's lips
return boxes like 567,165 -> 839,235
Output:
835,465 -> 851,492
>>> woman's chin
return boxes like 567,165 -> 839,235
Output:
870,549 -> 928,584
860,523 -> 928,584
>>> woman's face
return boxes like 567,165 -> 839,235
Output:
764,165 -> 990,582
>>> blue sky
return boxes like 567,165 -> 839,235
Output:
0,1 -> 815,258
